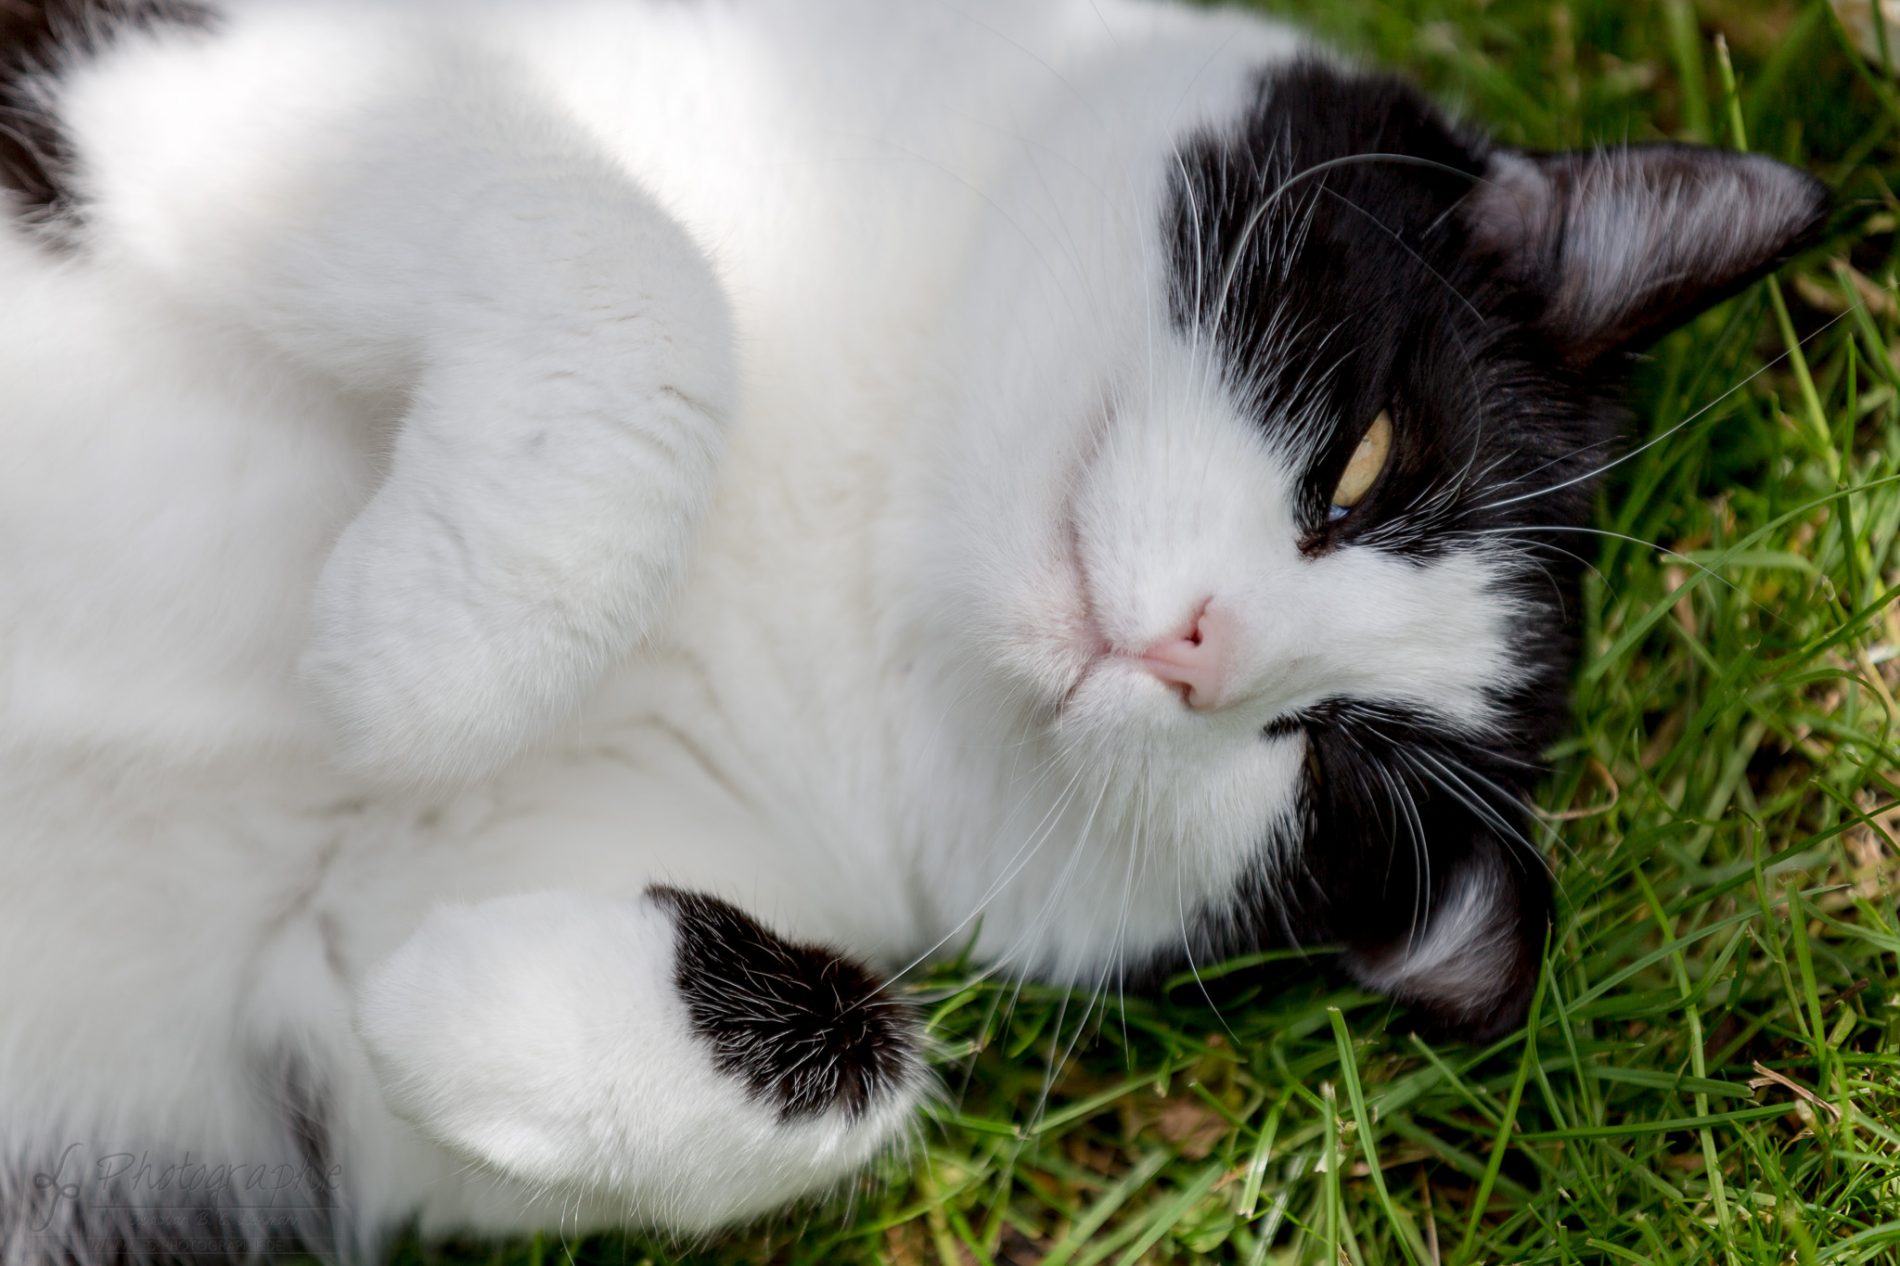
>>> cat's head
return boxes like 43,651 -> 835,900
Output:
916,46 -> 1826,1039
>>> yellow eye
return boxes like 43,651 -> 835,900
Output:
1330,409 -> 1392,513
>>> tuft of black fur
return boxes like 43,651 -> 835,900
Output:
0,0 -> 212,234
650,886 -> 919,1122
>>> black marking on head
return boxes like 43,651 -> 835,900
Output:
1344,831 -> 1548,1042
1156,63 -> 1582,1038
0,0 -> 213,237
1296,699 -> 1550,1040
1158,58 -> 1823,1038
651,885 -> 919,1122
1164,58 -> 1827,555
1167,60 -> 1612,566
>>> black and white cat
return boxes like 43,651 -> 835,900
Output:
0,0 -> 1827,1258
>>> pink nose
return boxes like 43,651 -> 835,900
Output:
1139,600 -> 1233,710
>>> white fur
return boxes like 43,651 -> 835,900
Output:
0,0 -> 1527,1254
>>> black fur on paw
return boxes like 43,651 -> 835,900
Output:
649,886 -> 920,1122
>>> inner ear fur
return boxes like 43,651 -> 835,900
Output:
1465,143 -> 1830,365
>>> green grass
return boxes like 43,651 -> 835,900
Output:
408,2 -> 1900,1263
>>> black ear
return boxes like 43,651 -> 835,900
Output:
1345,831 -> 1550,1043
1466,144 -> 1829,364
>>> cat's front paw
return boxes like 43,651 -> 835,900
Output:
301,480 -> 639,784
303,211 -> 735,784
356,890 -> 925,1231
303,369 -> 728,784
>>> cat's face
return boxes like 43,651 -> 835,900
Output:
918,55 -> 1825,1037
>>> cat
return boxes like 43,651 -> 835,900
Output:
0,0 -> 1828,1259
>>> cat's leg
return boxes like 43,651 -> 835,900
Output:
270,71 -> 734,785
354,887 -> 926,1231
55,18 -> 734,781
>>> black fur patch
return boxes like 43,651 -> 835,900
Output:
1293,698 -> 1550,1040
650,886 -> 919,1122
1167,59 -> 1615,564
1158,697 -> 1552,1041
0,0 -> 212,232
1162,58 -> 1824,1037
1159,61 -> 1598,1034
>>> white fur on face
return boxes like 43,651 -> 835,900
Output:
911,137 -> 1527,963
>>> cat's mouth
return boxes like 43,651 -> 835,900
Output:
1055,514 -> 1113,712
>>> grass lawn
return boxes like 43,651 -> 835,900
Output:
405,2 -> 1900,1262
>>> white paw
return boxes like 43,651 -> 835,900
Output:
304,345 -> 730,783
303,194 -> 736,785
302,469 -> 652,784
356,892 -> 925,1232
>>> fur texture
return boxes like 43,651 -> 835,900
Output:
0,0 -> 1826,1258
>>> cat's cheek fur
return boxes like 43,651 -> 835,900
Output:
356,890 -> 924,1231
